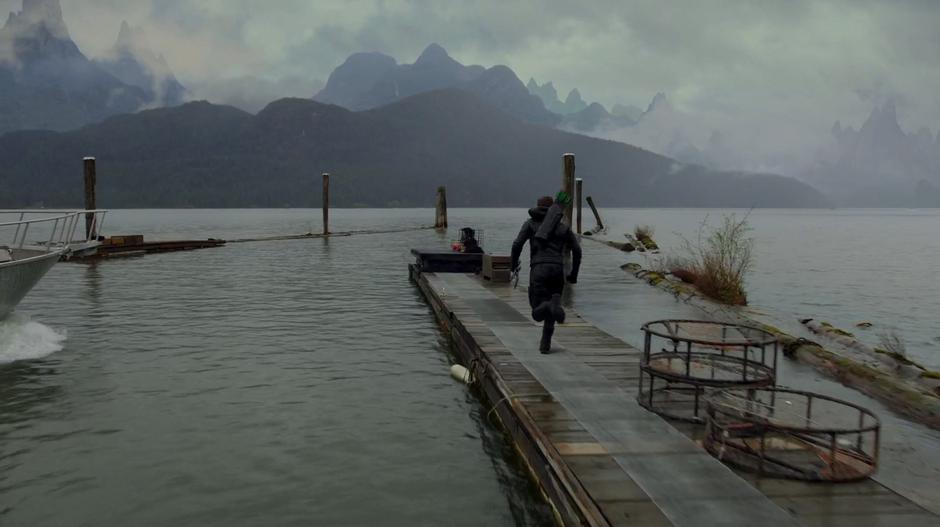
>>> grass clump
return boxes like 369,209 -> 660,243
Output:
659,255 -> 699,284
820,321 -> 855,338
878,330 -> 907,358
634,225 -> 659,251
634,224 -> 654,240
676,214 -> 754,305
670,267 -> 699,284
875,331 -> 921,368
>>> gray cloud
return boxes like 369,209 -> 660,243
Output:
1,0 -> 938,175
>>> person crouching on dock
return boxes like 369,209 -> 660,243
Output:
510,193 -> 582,353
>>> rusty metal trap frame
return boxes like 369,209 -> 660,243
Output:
638,320 -> 780,422
704,387 -> 880,482
457,227 -> 484,250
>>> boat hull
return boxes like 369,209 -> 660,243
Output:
0,250 -> 61,320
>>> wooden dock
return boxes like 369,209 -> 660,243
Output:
410,268 -> 938,526
90,236 -> 226,258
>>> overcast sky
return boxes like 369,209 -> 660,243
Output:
5,0 -> 939,152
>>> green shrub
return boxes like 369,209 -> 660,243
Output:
680,214 -> 754,305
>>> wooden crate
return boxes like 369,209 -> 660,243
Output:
483,254 -> 512,282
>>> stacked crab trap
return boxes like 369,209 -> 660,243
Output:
639,320 -> 779,422
639,319 -> 881,482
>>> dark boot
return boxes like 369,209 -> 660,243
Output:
532,301 -> 551,322
540,322 -> 555,354
550,294 -> 566,324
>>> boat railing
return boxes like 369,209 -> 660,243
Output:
0,210 -> 109,253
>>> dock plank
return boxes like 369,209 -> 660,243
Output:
412,269 -> 936,527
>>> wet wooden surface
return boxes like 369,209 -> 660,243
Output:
412,269 -> 938,527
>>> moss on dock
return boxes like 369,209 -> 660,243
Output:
819,321 -> 855,338
873,347 -> 921,368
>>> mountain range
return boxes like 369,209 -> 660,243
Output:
95,21 -> 186,107
1,4 -> 924,208
807,101 -> 940,206
0,0 -> 184,135
526,79 -> 588,115
0,88 -> 827,208
535,80 -> 940,206
314,44 -> 559,127
314,45 -> 728,170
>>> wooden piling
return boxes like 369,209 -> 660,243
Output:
562,154 -> 576,226
586,196 -> 604,232
83,157 -> 97,239
322,173 -> 330,235
576,178 -> 583,235
435,186 -> 448,229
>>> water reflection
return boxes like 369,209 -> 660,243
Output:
82,261 -> 103,315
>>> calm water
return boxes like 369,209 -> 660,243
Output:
0,210 -> 553,527
2,208 -> 939,524
598,208 -> 940,370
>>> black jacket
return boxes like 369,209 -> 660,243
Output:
511,206 -> 582,278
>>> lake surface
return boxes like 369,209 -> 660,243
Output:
2,208 -> 939,525
598,208 -> 940,370
0,210 -> 554,527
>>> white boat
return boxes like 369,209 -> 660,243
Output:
0,210 -> 107,320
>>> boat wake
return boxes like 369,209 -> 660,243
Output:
0,315 -> 66,364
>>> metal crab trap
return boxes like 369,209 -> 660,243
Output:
704,387 -> 880,482
453,227 -> 484,253
638,320 -> 779,422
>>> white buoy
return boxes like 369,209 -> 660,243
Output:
450,364 -> 473,384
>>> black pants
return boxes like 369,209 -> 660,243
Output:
528,263 -> 565,318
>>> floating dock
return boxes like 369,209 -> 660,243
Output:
69,235 -> 226,259
410,268 -> 938,526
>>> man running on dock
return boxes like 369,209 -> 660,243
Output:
511,193 -> 582,353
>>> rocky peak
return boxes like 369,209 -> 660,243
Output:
858,100 -> 906,143
95,19 -> 186,106
646,92 -> 670,113
582,102 -> 609,118
565,88 -> 584,105
563,88 -> 587,113
1,0 -> 83,65
415,43 -> 451,66
313,51 -> 397,109
6,0 -> 69,38
112,21 -> 155,58
480,64 -> 518,83
830,120 -> 857,144
116,21 -> 140,51
526,78 -> 566,114
831,120 -> 842,136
